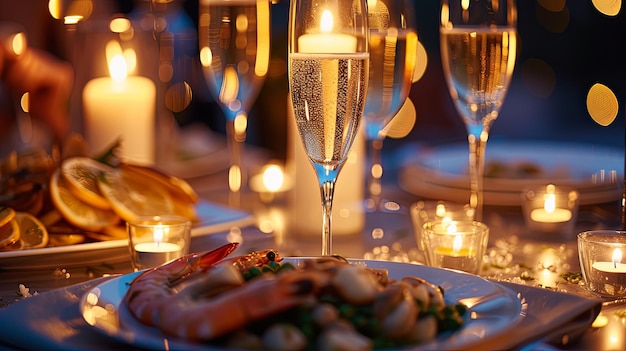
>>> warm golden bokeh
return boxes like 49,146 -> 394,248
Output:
586,83 -> 619,127
592,0 -> 621,16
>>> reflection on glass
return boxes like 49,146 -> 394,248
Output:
198,0 -> 271,207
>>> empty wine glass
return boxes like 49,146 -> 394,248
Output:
363,0 -> 418,212
440,0 -> 517,220
198,0 -> 271,208
288,0 -> 369,256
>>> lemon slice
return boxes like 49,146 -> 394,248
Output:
0,218 -> 20,249
97,168 -> 174,222
49,170 -> 120,231
14,212 -> 49,249
60,157 -> 113,210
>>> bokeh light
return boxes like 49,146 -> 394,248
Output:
592,0 -> 621,16
586,83 -> 619,127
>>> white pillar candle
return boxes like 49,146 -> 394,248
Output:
83,54 -> 156,165
297,10 -> 357,54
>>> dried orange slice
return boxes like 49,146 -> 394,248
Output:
0,216 -> 20,249
14,212 -> 49,249
97,167 -> 174,222
60,157 -> 113,210
49,170 -> 120,231
119,164 -> 199,204
0,207 -> 16,228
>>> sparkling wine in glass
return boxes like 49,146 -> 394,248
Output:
198,0 -> 271,208
440,0 -> 517,220
363,0 -> 418,211
288,0 -> 369,256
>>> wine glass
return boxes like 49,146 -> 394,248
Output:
363,0 -> 418,212
440,0 -> 517,220
288,0 -> 369,256
198,0 -> 271,208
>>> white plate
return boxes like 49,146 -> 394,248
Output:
0,200 -> 255,270
79,259 -> 525,351
399,141 -> 622,206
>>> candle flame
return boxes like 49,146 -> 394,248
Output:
320,10 -> 334,33
453,234 -> 462,253
612,248 -> 622,269
543,193 -> 556,214
153,225 -> 164,246
108,54 -> 128,82
262,165 -> 284,192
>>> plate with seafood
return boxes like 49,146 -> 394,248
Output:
80,245 -> 525,351
399,140 -> 622,206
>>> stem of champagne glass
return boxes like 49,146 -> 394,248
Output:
225,118 -> 246,209
467,132 -> 487,222
319,180 -> 336,256
366,137 -> 384,211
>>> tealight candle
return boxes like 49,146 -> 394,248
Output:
134,241 -> 182,269
522,184 -> 579,236
422,220 -> 489,274
127,216 -> 191,271
591,248 -> 626,285
578,231 -> 626,296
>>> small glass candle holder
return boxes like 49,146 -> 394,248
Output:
127,215 -> 191,271
521,184 -> 579,237
578,230 -> 626,297
410,201 -> 474,251
421,220 -> 489,274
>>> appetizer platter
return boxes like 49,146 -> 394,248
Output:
80,244 -> 525,350
0,138 -> 254,269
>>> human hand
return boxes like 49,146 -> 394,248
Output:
1,26 -> 73,142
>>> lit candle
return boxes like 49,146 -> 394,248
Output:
431,222 -> 479,273
132,225 -> 183,268
250,164 -> 294,203
83,49 -> 156,165
529,192 -> 572,223
591,248 -> 626,284
297,10 -> 357,54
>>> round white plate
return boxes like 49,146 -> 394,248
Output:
399,141 -> 622,206
79,259 -> 525,351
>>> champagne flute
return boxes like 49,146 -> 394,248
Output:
288,0 -> 369,256
363,0 -> 418,211
440,0 -> 517,220
198,0 -> 271,208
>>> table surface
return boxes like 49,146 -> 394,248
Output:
0,148 -> 624,351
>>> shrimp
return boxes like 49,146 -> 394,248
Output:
124,242 -> 239,326
124,243 -> 284,327
157,267 -> 329,340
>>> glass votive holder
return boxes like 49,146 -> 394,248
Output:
127,215 -> 191,271
521,184 -> 579,237
421,220 -> 489,274
410,200 -> 474,251
578,230 -> 626,297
